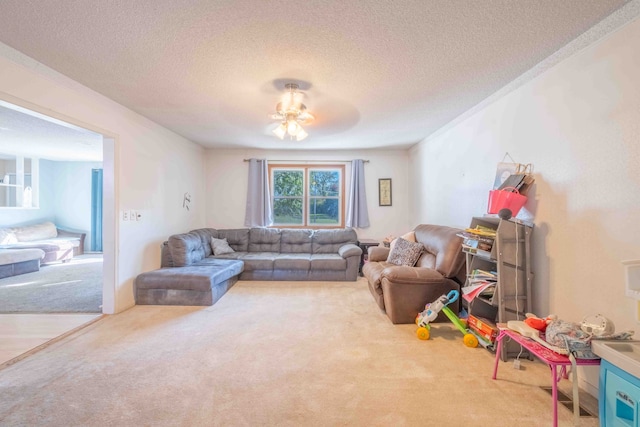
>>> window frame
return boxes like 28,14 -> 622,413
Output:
269,164 -> 345,229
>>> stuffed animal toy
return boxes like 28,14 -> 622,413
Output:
524,313 -> 557,332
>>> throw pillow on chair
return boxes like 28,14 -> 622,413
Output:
386,237 -> 424,266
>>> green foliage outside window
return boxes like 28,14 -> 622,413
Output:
273,170 -> 303,197
309,170 -> 339,224
273,170 -> 304,224
272,167 -> 342,227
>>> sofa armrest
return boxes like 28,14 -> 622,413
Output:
381,265 -> 446,285
338,243 -> 362,259
57,228 -> 86,255
368,246 -> 390,262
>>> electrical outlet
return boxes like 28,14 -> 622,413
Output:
134,210 -> 142,221
513,359 -> 521,370
123,210 -> 129,221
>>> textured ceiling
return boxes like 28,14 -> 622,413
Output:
0,0 -> 634,152
0,102 -> 102,161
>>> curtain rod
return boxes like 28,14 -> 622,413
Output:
243,159 -> 369,163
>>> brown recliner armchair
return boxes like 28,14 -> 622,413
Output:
362,224 -> 466,324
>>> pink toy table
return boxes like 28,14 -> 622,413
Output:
492,328 -> 600,427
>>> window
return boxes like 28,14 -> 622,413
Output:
270,164 -> 345,228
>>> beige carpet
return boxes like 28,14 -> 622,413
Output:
0,254 -> 103,313
0,278 -> 598,426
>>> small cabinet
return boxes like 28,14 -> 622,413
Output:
600,359 -> 640,426
462,216 -> 533,361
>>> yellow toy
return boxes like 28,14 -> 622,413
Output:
415,290 -> 478,348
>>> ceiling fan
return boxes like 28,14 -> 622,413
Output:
270,83 -> 314,141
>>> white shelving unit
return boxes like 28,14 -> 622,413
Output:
0,156 -> 38,208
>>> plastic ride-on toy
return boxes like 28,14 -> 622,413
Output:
415,289 -> 478,348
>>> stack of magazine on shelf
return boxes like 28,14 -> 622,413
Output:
462,269 -> 497,303
457,225 -> 496,258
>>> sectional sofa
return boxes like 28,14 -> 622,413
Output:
135,227 -> 362,306
0,221 -> 86,278
0,221 -> 86,264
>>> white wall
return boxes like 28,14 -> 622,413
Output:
0,160 -> 100,250
204,149 -> 411,241
52,161 -> 102,250
409,17 -> 640,394
0,43 -> 206,313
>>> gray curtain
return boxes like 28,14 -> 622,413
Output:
346,159 -> 370,228
244,159 -> 273,227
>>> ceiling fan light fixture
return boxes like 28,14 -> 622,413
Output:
270,83 -> 313,141
295,128 -> 308,141
287,119 -> 299,136
273,123 -> 287,139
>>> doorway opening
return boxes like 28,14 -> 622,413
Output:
0,98 -> 116,366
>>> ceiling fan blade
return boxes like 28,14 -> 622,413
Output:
298,112 -> 314,123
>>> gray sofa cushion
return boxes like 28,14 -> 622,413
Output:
238,252 -> 278,271
168,233 -> 205,267
338,244 -> 361,258
160,241 -> 174,267
218,229 -> 250,252
135,260 -> 244,292
249,228 -> 281,252
310,254 -> 347,270
273,254 -> 311,270
134,259 -> 244,306
281,229 -> 312,253
210,251 -> 245,260
189,228 -> 218,257
312,228 -> 358,254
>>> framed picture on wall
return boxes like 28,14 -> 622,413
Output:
379,178 -> 392,206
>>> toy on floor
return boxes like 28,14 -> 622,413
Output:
415,290 -> 479,348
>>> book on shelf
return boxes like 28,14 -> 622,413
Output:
458,226 -> 496,256
463,225 -> 497,238
469,269 -> 497,280
461,244 -> 492,259
459,236 -> 494,252
457,231 -> 495,243
462,281 -> 496,303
